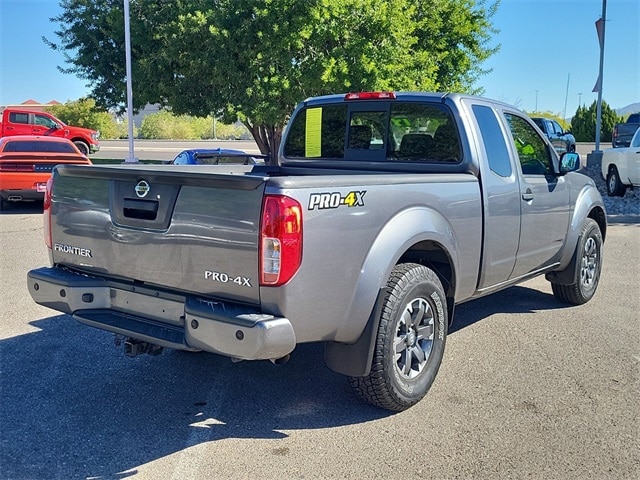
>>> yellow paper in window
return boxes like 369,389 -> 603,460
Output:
305,108 -> 322,157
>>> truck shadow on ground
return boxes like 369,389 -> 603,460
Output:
1,285 -> 565,479
0,201 -> 43,215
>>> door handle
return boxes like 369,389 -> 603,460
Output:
522,189 -> 534,201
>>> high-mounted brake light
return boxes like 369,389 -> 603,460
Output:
344,91 -> 396,101
43,176 -> 54,249
260,195 -> 303,286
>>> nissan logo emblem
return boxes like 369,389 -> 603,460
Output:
134,180 -> 150,198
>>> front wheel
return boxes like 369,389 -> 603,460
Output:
551,218 -> 603,305
349,263 -> 447,412
73,140 -> 90,156
606,166 -> 626,196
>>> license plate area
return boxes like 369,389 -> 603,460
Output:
110,288 -> 185,326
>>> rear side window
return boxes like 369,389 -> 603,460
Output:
283,102 -> 461,163
8,112 -> 29,124
472,104 -> 512,177
3,140 -> 77,153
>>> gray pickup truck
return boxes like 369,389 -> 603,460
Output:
531,117 -> 576,154
28,92 -> 606,411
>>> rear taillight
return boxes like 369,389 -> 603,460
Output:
0,164 -> 35,172
260,195 -> 302,286
43,176 -> 53,249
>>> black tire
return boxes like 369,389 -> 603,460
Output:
349,263 -> 447,412
74,140 -> 90,156
551,218 -> 603,305
606,166 -> 626,197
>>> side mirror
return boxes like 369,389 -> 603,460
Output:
559,152 -> 580,174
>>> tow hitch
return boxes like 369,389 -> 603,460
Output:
115,335 -> 164,357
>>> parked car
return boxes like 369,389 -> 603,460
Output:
0,108 -> 100,155
612,113 -> 640,148
601,126 -> 640,196
0,135 -> 92,208
531,117 -> 576,154
170,147 -> 266,165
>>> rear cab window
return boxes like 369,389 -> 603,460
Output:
8,112 -> 29,124
3,140 -> 77,153
283,95 -> 462,165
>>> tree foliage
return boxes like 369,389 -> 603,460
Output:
138,111 -> 248,140
570,100 -> 621,143
46,0 -> 500,158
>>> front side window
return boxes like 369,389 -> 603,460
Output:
34,114 -> 58,129
551,121 -> 563,134
504,113 -> 552,175
283,101 -> 461,163
172,152 -> 190,164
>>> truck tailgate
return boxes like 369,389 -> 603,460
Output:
49,164 -> 266,305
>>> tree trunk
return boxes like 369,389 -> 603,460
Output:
244,121 -> 283,165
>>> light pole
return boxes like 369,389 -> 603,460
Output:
594,0 -> 607,153
124,0 -> 137,163
535,90 -> 539,111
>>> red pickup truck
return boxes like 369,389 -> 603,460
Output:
0,108 -> 100,155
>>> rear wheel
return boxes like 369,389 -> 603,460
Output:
606,166 -> 626,196
349,263 -> 447,412
551,218 -> 603,305
74,140 -> 90,156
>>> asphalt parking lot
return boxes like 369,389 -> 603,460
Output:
0,204 -> 638,480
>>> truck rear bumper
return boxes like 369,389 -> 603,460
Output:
27,266 -> 296,361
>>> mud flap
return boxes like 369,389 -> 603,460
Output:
323,287 -> 387,377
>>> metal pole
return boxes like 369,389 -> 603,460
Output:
124,0 -> 137,162
563,73 -> 570,129
594,0 -> 607,153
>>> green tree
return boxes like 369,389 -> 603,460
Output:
46,0 -> 500,159
571,101 -> 621,143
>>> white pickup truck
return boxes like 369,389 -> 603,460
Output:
601,127 -> 640,196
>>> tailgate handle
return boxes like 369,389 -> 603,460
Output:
123,198 -> 159,220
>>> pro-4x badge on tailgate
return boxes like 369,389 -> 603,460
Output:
308,190 -> 366,210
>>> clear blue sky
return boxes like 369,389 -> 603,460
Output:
1,0 -> 638,115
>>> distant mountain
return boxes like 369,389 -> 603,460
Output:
617,103 -> 640,116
